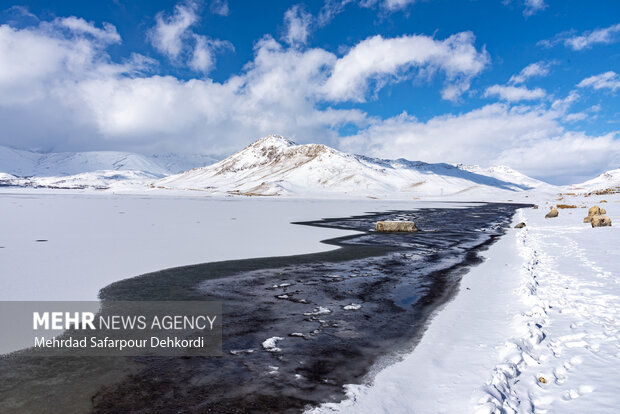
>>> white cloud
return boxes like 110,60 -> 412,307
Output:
323,32 -> 489,102
494,132 -> 619,182
523,0 -> 547,17
540,23 -> 620,50
0,12 -> 616,184
340,101 -> 619,183
317,0 -> 353,25
210,0 -> 229,16
509,61 -> 551,84
53,17 -> 121,44
189,35 -> 233,73
563,112 -> 588,122
147,1 -> 231,74
484,84 -> 546,101
565,23 -> 620,50
282,5 -> 313,46
360,0 -> 417,11
0,21 -> 134,106
577,71 -> 620,92
148,1 -> 199,59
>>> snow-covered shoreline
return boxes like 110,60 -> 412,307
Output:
310,194 -> 619,413
1,188 -> 617,412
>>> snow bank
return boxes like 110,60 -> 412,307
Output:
310,193 -> 620,413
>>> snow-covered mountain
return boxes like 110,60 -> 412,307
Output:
156,135 -> 546,198
457,164 -> 549,190
0,145 -> 221,190
0,170 -> 161,190
567,168 -> 620,193
0,146 -> 169,177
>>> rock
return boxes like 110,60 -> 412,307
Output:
545,207 -> 558,218
600,200 -> 607,203
532,205 -> 538,209
514,222 -> 526,228
584,205 -> 606,223
556,204 -> 577,209
375,221 -> 418,232
591,215 -> 612,227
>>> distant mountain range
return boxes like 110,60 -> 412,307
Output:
0,145 -> 217,177
0,136 -> 617,196
155,135 -> 553,197
0,145 -> 215,189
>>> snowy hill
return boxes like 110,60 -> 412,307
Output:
566,168 -> 620,193
457,164 -> 549,190
0,146 -> 169,177
156,135 -> 545,198
0,170 -> 161,190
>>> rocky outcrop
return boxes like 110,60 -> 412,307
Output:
545,207 -> 558,218
375,221 -> 418,232
514,222 -> 526,228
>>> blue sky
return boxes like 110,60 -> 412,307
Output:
0,0 -> 618,183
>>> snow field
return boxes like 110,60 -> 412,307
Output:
476,200 -> 620,413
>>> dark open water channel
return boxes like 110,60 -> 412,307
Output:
0,202 -> 529,413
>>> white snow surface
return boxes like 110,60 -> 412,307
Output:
0,194 -> 446,301
309,193 -> 620,414
156,135 -> 548,198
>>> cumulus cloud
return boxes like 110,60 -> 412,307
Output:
0,11 -> 616,184
577,71 -> 620,92
523,0 -> 547,17
148,1 -> 199,59
282,5 -> 313,46
484,84 -> 546,101
323,32 -> 490,102
509,61 -> 552,84
539,22 -> 620,50
340,100 -> 619,183
147,1 -> 231,73
189,35 -> 233,73
0,21 -> 365,155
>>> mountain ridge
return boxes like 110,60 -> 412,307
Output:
156,135 -> 551,198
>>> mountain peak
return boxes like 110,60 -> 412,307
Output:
250,134 -> 296,149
